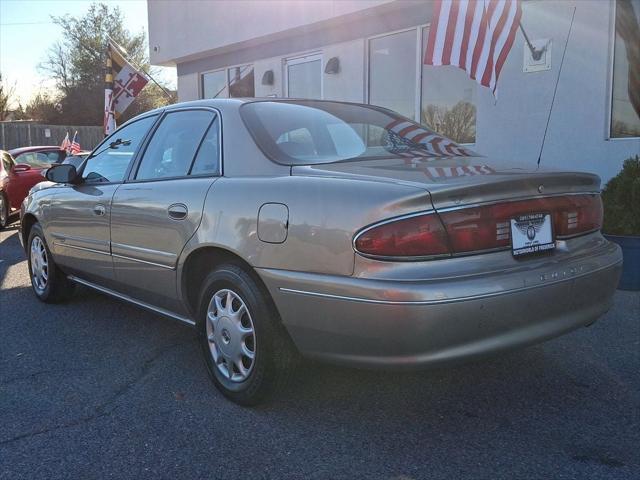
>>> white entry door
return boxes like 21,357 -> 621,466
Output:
285,53 -> 322,99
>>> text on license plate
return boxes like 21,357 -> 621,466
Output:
510,212 -> 555,257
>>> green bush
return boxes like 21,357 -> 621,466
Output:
601,155 -> 640,236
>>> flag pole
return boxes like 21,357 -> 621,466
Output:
104,43 -> 115,137
518,21 -> 544,60
106,35 -> 173,99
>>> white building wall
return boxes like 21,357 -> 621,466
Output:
473,0 -> 639,182
176,73 -> 199,102
148,0 -> 395,65
156,0 -> 639,183
322,39 -> 366,103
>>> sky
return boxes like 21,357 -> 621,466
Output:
0,0 -> 177,106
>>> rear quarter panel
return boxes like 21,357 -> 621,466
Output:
179,175 -> 432,276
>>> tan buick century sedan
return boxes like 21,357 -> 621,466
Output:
20,99 -> 623,405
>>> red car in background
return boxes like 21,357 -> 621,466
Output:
9,145 -> 67,167
0,149 -> 52,229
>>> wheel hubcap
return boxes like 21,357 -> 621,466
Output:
30,236 -> 48,292
206,289 -> 256,382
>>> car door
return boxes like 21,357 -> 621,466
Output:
46,115 -> 158,286
110,108 -> 221,313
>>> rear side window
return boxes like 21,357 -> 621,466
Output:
190,116 -> 221,175
136,110 -> 215,180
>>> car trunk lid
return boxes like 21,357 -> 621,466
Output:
291,157 -> 601,210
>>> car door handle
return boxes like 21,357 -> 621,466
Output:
93,204 -> 106,216
168,203 -> 188,220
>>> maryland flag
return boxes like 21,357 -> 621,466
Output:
104,41 -> 150,135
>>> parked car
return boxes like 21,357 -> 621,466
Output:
1,150 -> 49,228
20,99 -> 623,405
9,146 -> 66,167
62,150 -> 90,169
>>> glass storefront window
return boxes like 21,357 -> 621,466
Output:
420,28 -> 477,144
202,70 -> 228,99
611,0 -> 640,138
368,30 -> 417,119
287,55 -> 322,99
228,65 -> 255,98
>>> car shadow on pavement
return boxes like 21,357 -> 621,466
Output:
2,220 -> 638,478
0,223 -> 24,286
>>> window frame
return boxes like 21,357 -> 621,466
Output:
200,63 -> 255,100
606,0 -> 640,140
284,51 -> 324,99
365,23 -> 478,146
79,113 -> 160,186
126,106 -> 224,184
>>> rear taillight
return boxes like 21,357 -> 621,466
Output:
354,194 -> 602,259
439,194 -> 602,254
553,194 -> 603,237
354,213 -> 449,258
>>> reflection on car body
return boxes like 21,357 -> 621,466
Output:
20,99 -> 623,405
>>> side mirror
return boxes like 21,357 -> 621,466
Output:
45,164 -> 78,184
13,163 -> 32,173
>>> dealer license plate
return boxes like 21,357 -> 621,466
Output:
510,213 -> 555,257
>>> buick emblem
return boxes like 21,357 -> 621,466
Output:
538,184 -> 545,193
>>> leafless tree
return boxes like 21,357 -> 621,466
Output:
422,101 -> 476,144
0,73 -> 18,121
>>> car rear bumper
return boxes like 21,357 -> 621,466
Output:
258,235 -> 622,368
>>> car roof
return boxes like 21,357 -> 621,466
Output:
8,145 -> 64,155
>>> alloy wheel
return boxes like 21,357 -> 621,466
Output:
205,288 -> 256,382
30,236 -> 49,292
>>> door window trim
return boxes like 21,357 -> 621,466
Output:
125,106 -> 224,184
79,113 -> 161,186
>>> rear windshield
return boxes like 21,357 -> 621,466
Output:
240,100 -> 477,165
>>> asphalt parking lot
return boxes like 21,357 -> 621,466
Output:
1,223 -> 639,480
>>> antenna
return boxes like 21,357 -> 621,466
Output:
537,6 -> 576,167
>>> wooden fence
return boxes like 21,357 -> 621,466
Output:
0,122 -> 103,152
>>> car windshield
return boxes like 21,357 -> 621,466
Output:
240,100 -> 478,166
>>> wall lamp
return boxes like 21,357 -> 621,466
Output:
324,57 -> 340,74
261,70 -> 274,86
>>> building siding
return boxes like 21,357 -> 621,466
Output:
150,0 -> 639,183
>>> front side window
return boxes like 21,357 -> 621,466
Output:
241,100 -> 477,166
136,110 -> 215,180
421,28 -> 477,144
82,115 -> 157,184
368,30 -> 417,119
611,0 -> 640,138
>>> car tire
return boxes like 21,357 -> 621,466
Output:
0,192 -> 8,229
197,263 -> 296,406
27,223 -> 75,303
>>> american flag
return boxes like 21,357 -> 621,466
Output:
424,0 -> 523,96
69,131 -> 81,155
385,119 -> 475,157
402,157 -> 496,180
